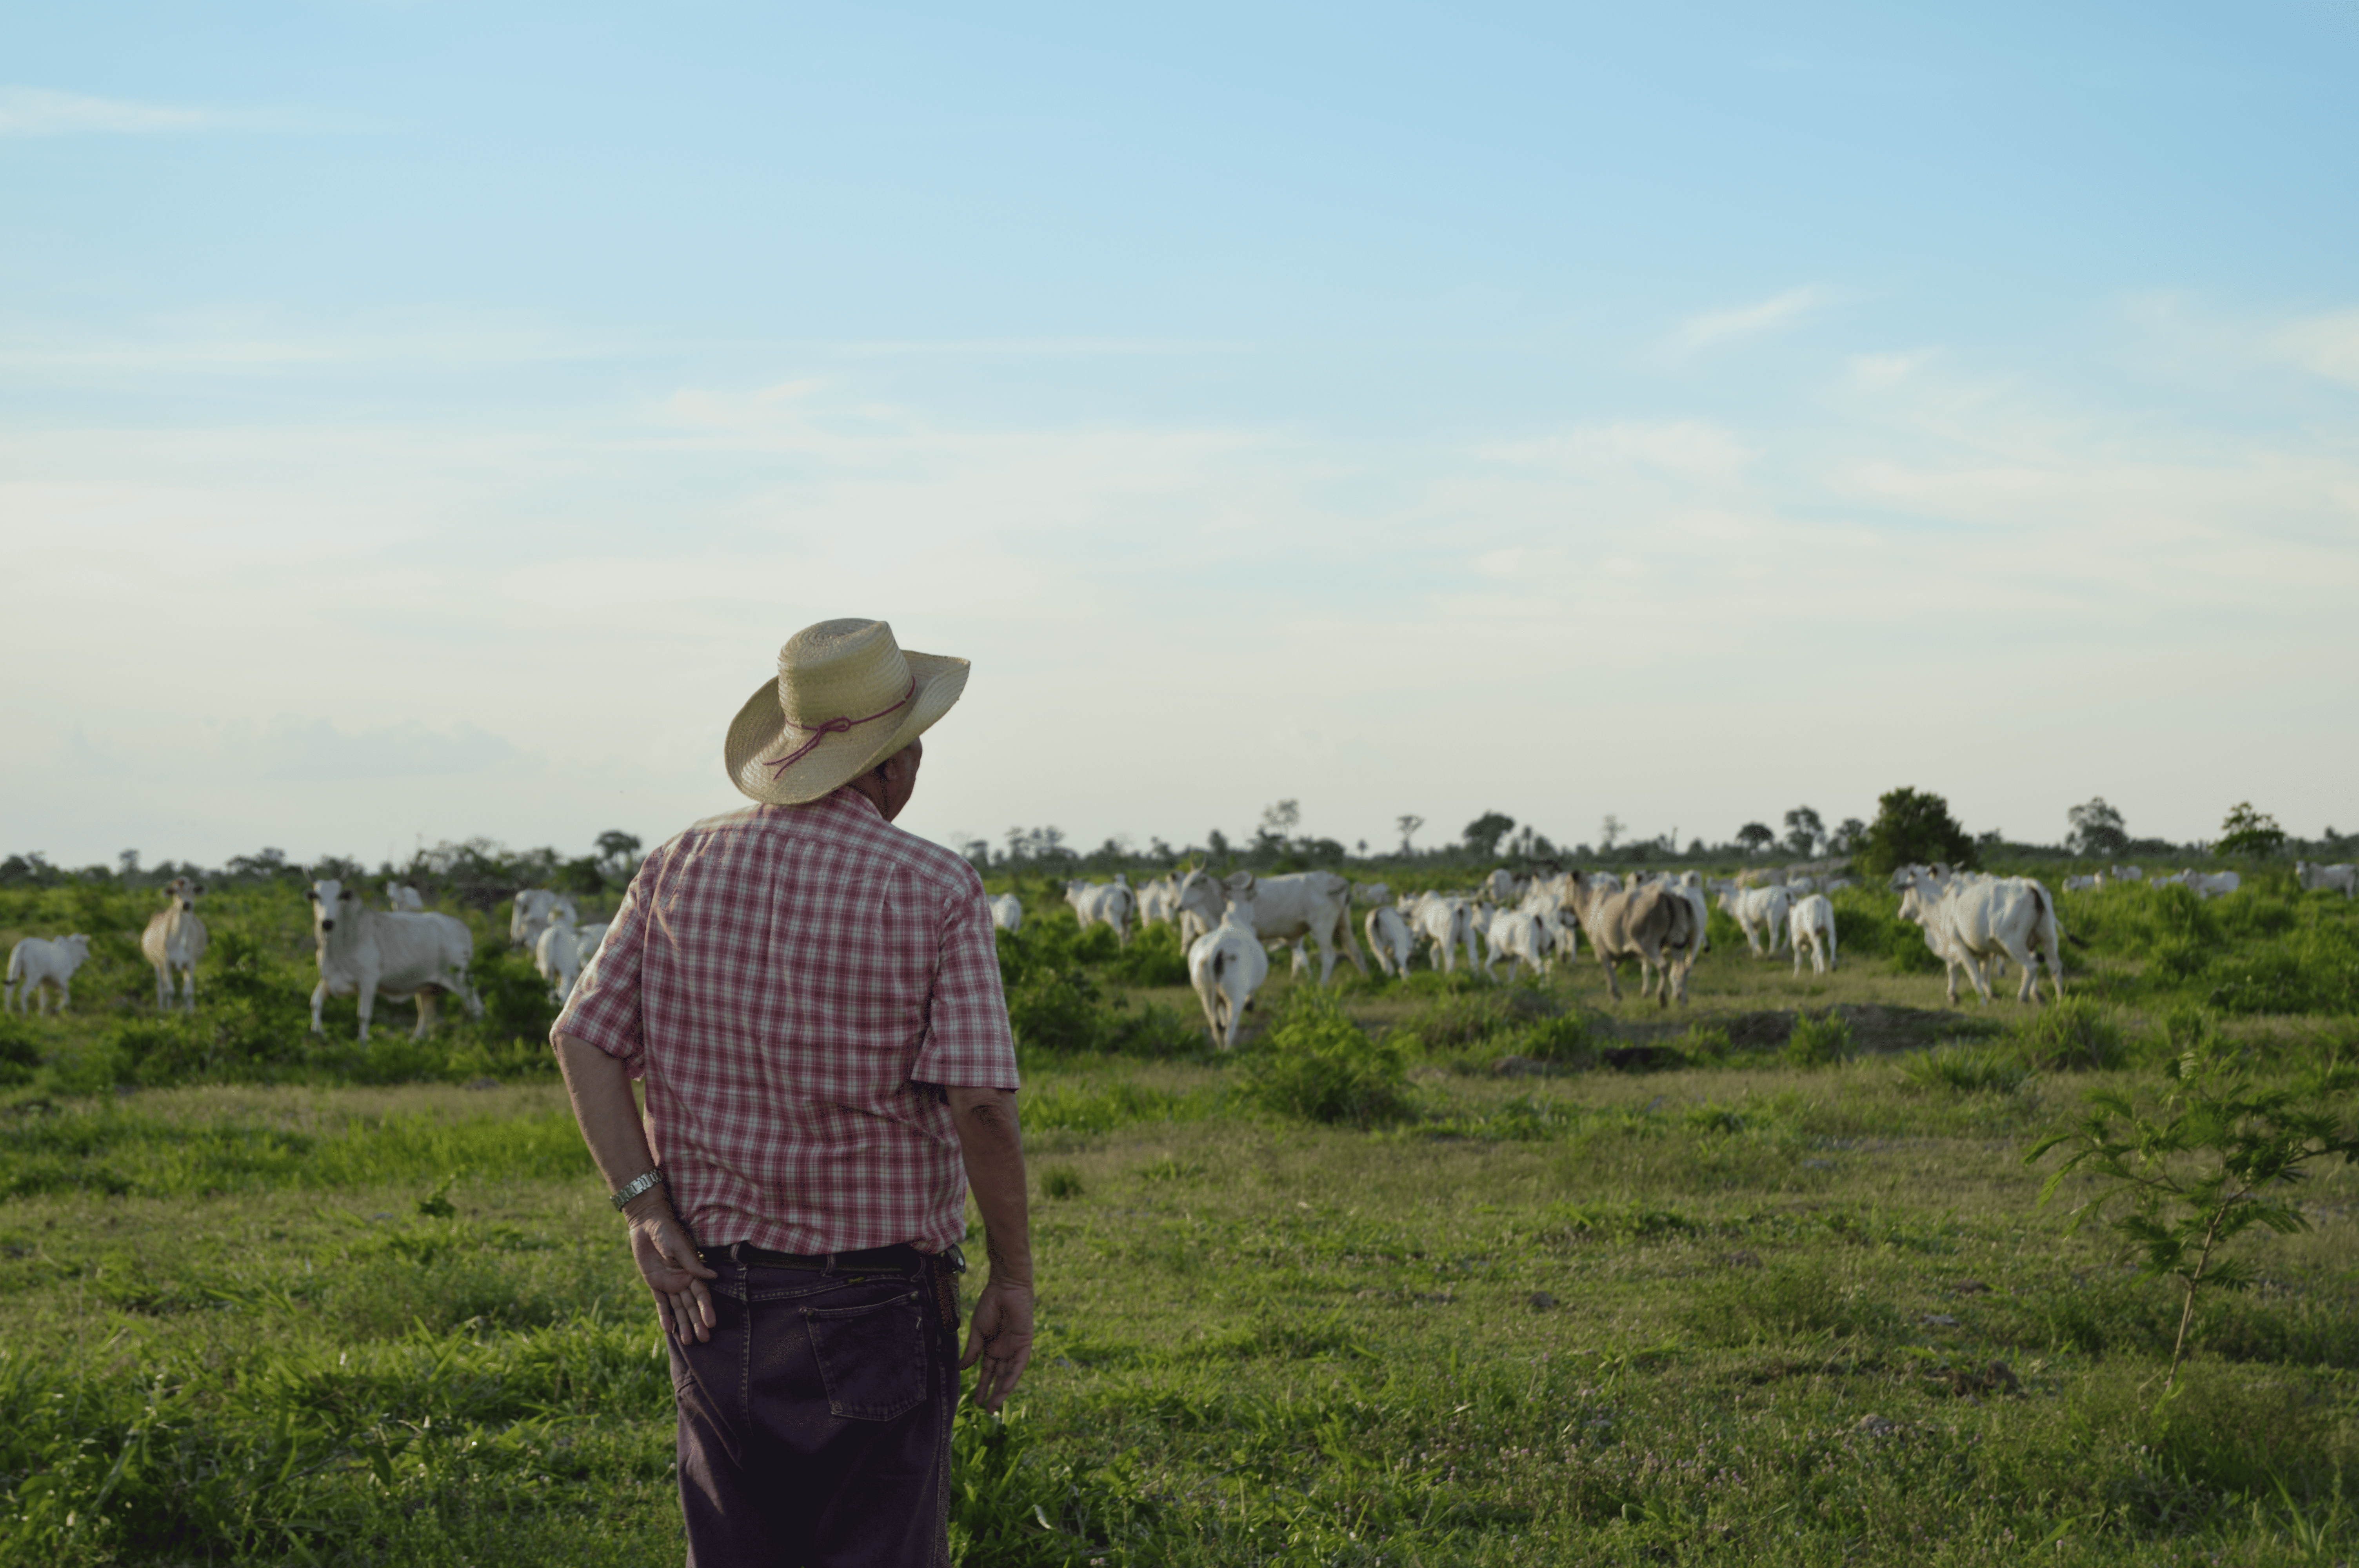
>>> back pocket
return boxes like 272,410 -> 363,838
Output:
803,1291 -> 927,1421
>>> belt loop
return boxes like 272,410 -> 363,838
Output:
729,1241 -> 743,1263
823,1252 -> 838,1272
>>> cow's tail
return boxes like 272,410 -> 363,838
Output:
2,946 -> 18,985
2031,884 -> 2065,993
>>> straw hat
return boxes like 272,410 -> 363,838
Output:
723,619 -> 970,806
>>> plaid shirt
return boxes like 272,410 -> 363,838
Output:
554,788 -> 1020,1255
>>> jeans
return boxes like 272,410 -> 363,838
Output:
669,1260 -> 953,1568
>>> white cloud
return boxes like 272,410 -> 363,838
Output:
0,86 -> 220,137
2273,309 -> 2359,389
1665,287 -> 1823,353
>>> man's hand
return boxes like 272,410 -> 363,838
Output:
628,1192 -> 719,1341
958,1275 -> 1035,1411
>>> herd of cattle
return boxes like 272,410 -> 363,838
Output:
0,858 -> 2354,1047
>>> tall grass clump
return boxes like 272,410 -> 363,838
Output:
1783,1009 -> 1855,1067
2009,995 -> 2126,1071
1828,886 -> 1945,975
1899,1044 -> 2036,1096
1238,989 -> 1414,1128
1498,1013 -> 1594,1066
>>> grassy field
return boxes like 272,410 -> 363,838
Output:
2,873 -> 2357,1563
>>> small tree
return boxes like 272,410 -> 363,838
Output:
2029,1048 -> 2359,1401
596,829 -> 643,878
2066,797 -> 2129,858
1857,787 -> 1977,877
1735,822 -> 1775,855
1396,815 -> 1424,854
1599,815 -> 1624,852
1827,817 -> 1867,855
2215,802 -> 2287,858
1463,811 -> 1516,858
1782,806 -> 1824,858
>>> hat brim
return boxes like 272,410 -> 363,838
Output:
724,650 -> 969,805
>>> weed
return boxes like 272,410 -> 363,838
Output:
1899,1044 -> 2035,1096
1040,1165 -> 1085,1200
2009,995 -> 2125,1071
1784,1009 -> 1854,1067
1237,989 -> 1414,1128
2029,1046 -> 2359,1396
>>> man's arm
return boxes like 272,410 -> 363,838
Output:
555,1033 -> 718,1342
947,1084 -> 1032,1411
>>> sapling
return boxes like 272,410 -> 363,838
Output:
2026,1045 -> 2359,1402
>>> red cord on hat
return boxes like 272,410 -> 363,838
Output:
760,677 -> 917,778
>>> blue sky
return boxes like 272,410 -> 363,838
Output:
4,2 -> 2355,869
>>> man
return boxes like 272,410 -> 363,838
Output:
552,617 -> 1031,1567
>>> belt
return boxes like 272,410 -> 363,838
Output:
702,1241 -> 930,1273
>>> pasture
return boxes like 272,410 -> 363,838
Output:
2,867 -> 2356,1564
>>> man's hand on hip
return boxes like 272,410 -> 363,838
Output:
628,1194 -> 718,1342
958,1276 -> 1034,1411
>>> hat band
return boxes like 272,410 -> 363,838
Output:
760,676 -> 918,778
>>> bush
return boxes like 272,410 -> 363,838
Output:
1504,1014 -> 1593,1065
0,1016 -> 38,1087
1827,886 -> 1944,975
1238,989 -> 1414,1128
2009,995 -> 2125,1071
1783,1010 -> 1855,1067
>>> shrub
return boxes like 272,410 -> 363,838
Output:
1856,786 -> 1977,878
1238,989 -> 1414,1128
1783,1010 -> 1854,1067
1040,1166 -> 1084,1200
1827,886 -> 1944,975
0,1016 -> 38,1087
2009,995 -> 2125,1071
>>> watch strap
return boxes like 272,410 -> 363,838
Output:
611,1168 -> 665,1210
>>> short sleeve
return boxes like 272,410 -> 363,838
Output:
909,866 -> 1021,1090
553,846 -> 661,1069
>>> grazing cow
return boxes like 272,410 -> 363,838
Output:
1482,869 -> 1523,905
1135,877 -> 1180,929
1188,884 -> 1271,1049
1788,894 -> 1837,976
510,889 -> 580,952
2184,871 -> 2241,900
140,876 -> 210,1013
1352,882 -> 1393,907
310,878 -> 483,1041
1364,905 -> 1415,976
384,882 -> 425,912
2062,875 -> 2102,892
535,911 -> 586,1002
1892,867 -> 2065,1006
1718,884 -> 1792,958
1483,907 -> 1554,981
5,934 -> 92,1015
2110,865 -> 2144,882
1567,871 -> 1697,1007
1175,868 -> 1366,984
2297,861 -> 2359,900
988,893 -> 1025,933
1065,877 -> 1135,946
1405,893 -> 1480,975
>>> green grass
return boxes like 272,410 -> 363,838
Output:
6,875 -> 2359,1561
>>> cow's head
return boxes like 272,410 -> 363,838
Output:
1174,869 -> 1223,918
61,934 -> 91,960
309,878 -> 358,933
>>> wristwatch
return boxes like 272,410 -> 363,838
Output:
611,1168 -> 665,1210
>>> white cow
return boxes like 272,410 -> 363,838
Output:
2062,874 -> 2102,892
1718,885 -> 1793,958
384,882 -> 426,912
535,912 -> 586,1002
989,893 -> 1025,933
2297,861 -> 2359,900
1893,867 -> 2065,1006
2110,865 -> 2145,882
2184,871 -> 2241,900
1065,877 -> 1135,946
1352,882 -> 1393,907
311,878 -> 483,1041
1363,905 -> 1415,976
5,934 -> 92,1015
1187,886 -> 1270,1049
1483,907 -> 1554,981
1403,892 -> 1480,975
1788,894 -> 1837,976
1135,877 -> 1180,929
510,889 -> 580,952
1482,869 -> 1523,905
1175,868 -> 1366,984
140,876 -> 209,1013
